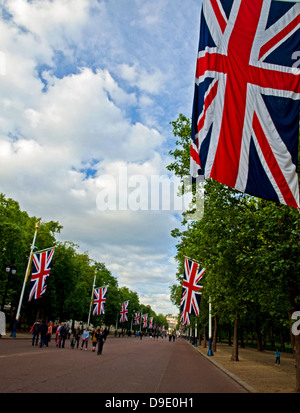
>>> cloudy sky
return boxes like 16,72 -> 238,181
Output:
0,0 -> 202,315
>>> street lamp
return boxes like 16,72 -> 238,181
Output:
1,263 -> 17,311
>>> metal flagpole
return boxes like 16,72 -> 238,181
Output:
194,322 -> 197,347
207,296 -> 213,356
87,270 -> 97,327
11,221 -> 40,337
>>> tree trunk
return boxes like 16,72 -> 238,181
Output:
231,314 -> 239,361
256,318 -> 263,351
203,325 -> 207,348
270,326 -> 275,348
213,315 -> 218,353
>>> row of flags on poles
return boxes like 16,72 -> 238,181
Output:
26,248 -> 164,330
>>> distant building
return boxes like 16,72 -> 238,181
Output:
166,313 -> 178,333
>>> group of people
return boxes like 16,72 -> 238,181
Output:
30,321 -> 108,355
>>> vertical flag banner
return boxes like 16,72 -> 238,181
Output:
180,258 -> 206,326
28,248 -> 55,302
190,0 -> 300,209
142,314 -> 148,328
120,301 -> 129,322
149,317 -> 153,329
93,286 -> 107,315
134,312 -> 140,325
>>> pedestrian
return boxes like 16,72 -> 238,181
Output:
39,319 -> 48,347
74,326 -> 81,349
55,323 -> 61,346
96,327 -> 105,355
47,322 -> 53,344
59,324 -> 67,348
103,327 -> 108,341
92,328 -> 98,352
30,320 -> 40,346
81,327 -> 89,350
275,348 -> 280,366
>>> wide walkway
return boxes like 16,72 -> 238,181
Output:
0,335 -> 247,394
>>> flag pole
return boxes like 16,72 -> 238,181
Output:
207,296 -> 213,356
11,221 -> 40,337
87,270 -> 97,327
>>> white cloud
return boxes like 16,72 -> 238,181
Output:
0,0 -> 202,315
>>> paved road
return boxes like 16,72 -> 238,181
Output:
0,336 -> 248,394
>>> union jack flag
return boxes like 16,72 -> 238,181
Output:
119,301 -> 129,322
149,317 -> 153,329
93,286 -> 107,315
142,314 -> 148,328
190,0 -> 300,209
28,249 -> 55,301
134,312 -> 140,325
180,258 -> 206,326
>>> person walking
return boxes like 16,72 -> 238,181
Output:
47,322 -> 53,345
39,319 -> 48,347
55,323 -> 61,346
81,327 -> 89,350
96,327 -> 105,355
74,326 -> 81,349
31,320 -> 40,346
91,328 -> 98,352
59,324 -> 67,348
275,348 -> 280,366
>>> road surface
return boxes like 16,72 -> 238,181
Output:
0,335 -> 248,394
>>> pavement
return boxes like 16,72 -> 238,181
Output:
0,332 -> 246,394
192,340 -> 297,393
1,332 -> 298,393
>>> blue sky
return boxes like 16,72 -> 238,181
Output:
0,0 -> 203,315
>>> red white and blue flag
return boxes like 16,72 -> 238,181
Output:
180,258 -> 206,326
134,312 -> 140,325
93,286 -> 107,315
120,301 -> 129,322
190,0 -> 300,209
142,314 -> 148,328
28,248 -> 55,301
149,317 -> 153,329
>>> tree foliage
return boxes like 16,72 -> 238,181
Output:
167,115 -> 300,358
0,194 -> 168,330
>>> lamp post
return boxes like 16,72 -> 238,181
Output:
1,263 -> 16,311
207,297 -> 214,356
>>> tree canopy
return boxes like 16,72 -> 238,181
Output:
0,193 -> 168,331
167,115 -> 300,363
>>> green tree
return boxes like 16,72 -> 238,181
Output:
167,114 -> 300,384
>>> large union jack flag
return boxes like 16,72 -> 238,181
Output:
93,286 -> 107,315
180,258 -> 206,326
190,0 -> 300,209
120,301 -> 129,322
28,249 -> 55,301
